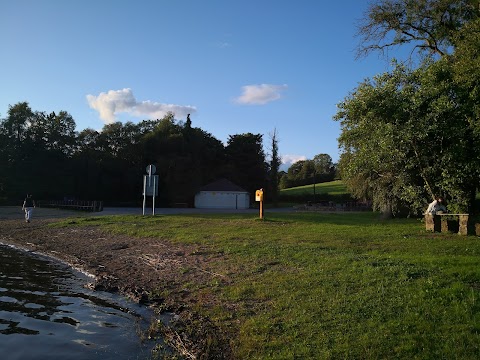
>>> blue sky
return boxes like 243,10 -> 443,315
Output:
0,0 -> 396,166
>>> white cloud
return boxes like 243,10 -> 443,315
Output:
280,154 -> 307,171
215,41 -> 231,48
86,88 -> 196,124
235,84 -> 287,105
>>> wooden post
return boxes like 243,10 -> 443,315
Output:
256,188 -> 264,220
260,198 -> 264,220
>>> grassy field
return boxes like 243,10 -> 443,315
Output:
279,181 -> 350,204
280,180 -> 347,196
54,212 -> 480,359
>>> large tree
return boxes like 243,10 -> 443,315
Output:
225,133 -> 267,197
312,154 -> 335,177
0,103 -> 79,200
336,0 -> 480,215
268,128 -> 281,205
30,111 -> 76,155
335,61 -> 480,215
452,17 -> 480,128
357,0 -> 480,58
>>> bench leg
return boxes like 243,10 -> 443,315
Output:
425,214 -> 435,232
425,214 -> 442,232
441,218 -> 449,233
459,215 -> 469,236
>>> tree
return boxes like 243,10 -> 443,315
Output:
138,113 -> 226,206
30,111 -> 77,155
225,133 -> 267,197
335,61 -> 480,215
268,129 -> 281,205
357,0 -> 480,58
312,154 -> 333,174
0,103 -> 80,200
452,17 -> 480,129
74,128 -> 103,200
298,160 -> 315,182
279,154 -> 336,189
340,0 -> 480,216
0,126 -> 8,202
2,102 -> 35,144
312,153 -> 336,182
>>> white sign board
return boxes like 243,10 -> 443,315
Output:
143,164 -> 159,216
143,175 -> 159,196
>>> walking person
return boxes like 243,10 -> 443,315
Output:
22,194 -> 36,223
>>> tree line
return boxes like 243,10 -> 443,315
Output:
279,154 -> 337,189
335,0 -> 480,216
0,103 -> 280,206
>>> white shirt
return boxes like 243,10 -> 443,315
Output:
426,200 -> 446,215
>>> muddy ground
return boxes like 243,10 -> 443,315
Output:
0,211 -> 234,359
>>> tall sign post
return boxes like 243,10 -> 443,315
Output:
313,169 -> 316,204
142,175 -> 147,215
142,164 -> 158,216
255,188 -> 264,220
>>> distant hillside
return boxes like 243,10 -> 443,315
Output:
279,180 -> 351,202
280,180 -> 347,195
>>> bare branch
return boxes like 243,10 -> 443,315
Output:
355,0 -> 474,59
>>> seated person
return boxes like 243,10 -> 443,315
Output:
426,197 -> 447,215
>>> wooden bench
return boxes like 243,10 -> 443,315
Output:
425,213 -> 469,235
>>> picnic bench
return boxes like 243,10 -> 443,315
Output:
425,213 -> 469,235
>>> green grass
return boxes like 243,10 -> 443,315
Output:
54,212 -> 480,359
280,180 -> 347,196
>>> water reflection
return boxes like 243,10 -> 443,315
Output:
0,244 -> 160,360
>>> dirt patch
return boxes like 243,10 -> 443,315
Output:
0,218 -> 234,359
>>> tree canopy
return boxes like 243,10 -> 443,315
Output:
357,0 -> 480,58
225,133 -> 267,196
0,106 -> 271,206
280,154 -> 336,189
337,0 -> 480,215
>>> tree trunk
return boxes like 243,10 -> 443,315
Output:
380,201 -> 393,219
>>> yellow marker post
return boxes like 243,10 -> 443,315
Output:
255,188 -> 264,219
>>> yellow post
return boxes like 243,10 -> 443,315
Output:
256,188 -> 264,219
260,198 -> 264,219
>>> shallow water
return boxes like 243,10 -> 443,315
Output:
0,244 -> 161,360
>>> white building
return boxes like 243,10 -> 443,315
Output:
194,178 -> 250,209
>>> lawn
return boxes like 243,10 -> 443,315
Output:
55,212 -> 480,359
279,180 -> 351,204
280,180 -> 348,197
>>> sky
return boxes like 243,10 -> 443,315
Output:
0,0 -> 397,168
